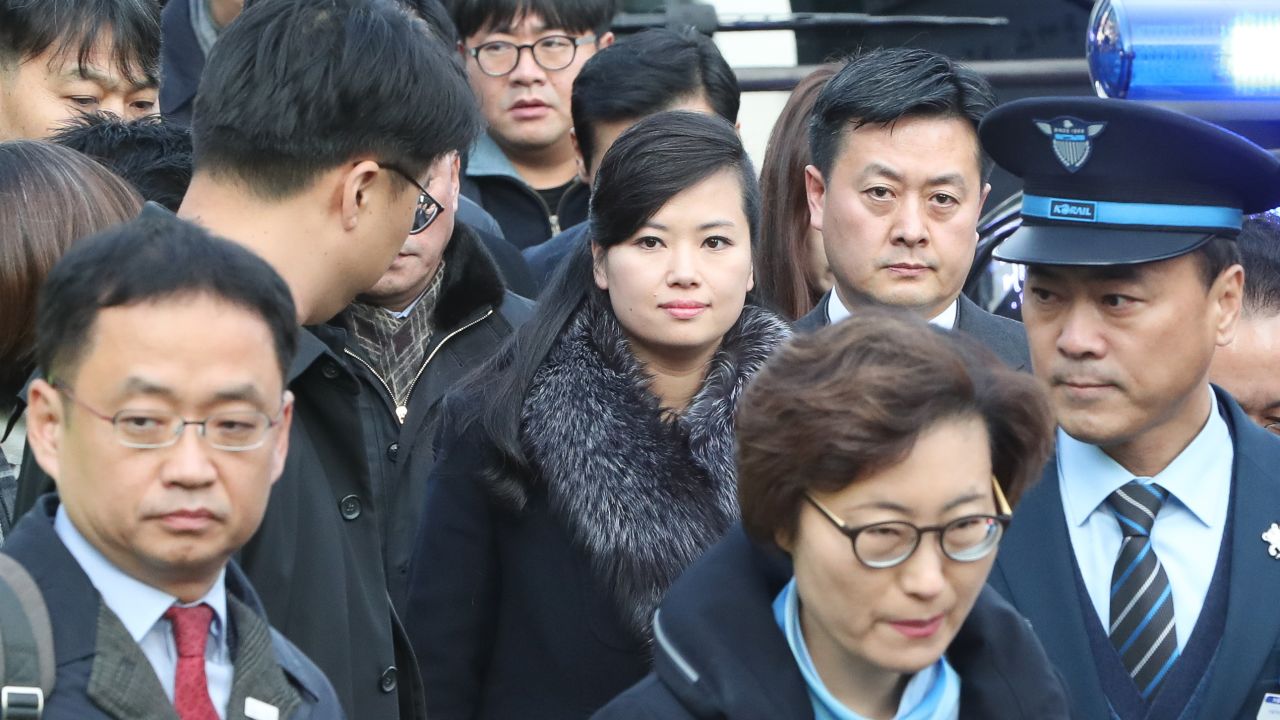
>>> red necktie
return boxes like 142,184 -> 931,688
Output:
164,603 -> 220,720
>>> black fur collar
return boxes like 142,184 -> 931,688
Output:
518,297 -> 791,640
431,223 -> 506,330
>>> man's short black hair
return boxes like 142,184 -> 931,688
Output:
37,210 -> 298,383
447,0 -> 616,42
1237,213 -> 1280,315
571,27 -> 739,173
193,0 -> 482,199
0,0 -> 159,86
809,47 -> 996,180
408,0 -> 460,44
53,115 -> 192,212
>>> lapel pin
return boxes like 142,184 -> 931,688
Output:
245,697 -> 279,720
1262,523 -> 1280,559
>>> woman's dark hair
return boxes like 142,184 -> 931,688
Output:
756,64 -> 838,320
0,141 -> 141,408
464,111 -> 759,478
737,307 -> 1055,547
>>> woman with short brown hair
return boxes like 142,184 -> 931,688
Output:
0,141 -> 141,536
595,308 -> 1067,720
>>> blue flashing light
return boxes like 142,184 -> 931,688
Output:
1087,0 -> 1280,101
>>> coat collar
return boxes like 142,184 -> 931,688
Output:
1199,386 -> 1280,717
519,299 -> 790,640
996,387 -> 1280,719
6,496 -> 310,719
653,526 -> 1069,719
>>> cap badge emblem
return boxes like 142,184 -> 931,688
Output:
1034,117 -> 1107,173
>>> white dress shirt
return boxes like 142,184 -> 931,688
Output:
55,507 -> 233,718
827,290 -> 958,330
1057,385 -> 1232,651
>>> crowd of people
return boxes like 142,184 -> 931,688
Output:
1,0 -> 1280,719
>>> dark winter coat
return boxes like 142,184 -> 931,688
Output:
594,525 -> 1071,720
523,220 -> 589,293
4,495 -> 345,720
405,299 -> 791,720
336,224 -> 532,617
461,134 -> 589,249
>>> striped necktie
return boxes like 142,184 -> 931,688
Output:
1106,480 -> 1178,700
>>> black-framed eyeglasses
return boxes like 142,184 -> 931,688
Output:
805,476 -> 1013,569
466,34 -> 596,77
384,164 -> 443,235
53,384 -> 285,452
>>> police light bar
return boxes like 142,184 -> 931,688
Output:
1087,0 -> 1280,100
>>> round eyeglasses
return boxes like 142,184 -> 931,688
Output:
466,35 -> 596,77
805,477 -> 1013,569
385,164 -> 444,234
54,384 -> 285,452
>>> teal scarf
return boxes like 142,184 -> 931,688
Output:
773,579 -> 961,720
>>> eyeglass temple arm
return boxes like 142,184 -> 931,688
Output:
991,475 -> 1012,516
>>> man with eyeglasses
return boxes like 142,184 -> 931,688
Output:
335,144 -> 533,619
8,0 -> 475,718
984,98 -> 1280,719
1209,213 -> 1280,435
447,0 -> 616,248
10,210 -> 343,719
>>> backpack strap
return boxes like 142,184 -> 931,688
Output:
0,554 -> 53,719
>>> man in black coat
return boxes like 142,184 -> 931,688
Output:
335,146 -> 532,617
795,47 -> 1030,370
13,211 -> 342,719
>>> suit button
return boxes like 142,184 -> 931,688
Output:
380,666 -> 398,693
386,442 -> 399,461
322,362 -> 340,379
339,495 -> 362,520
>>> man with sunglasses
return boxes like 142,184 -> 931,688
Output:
12,211 -> 343,719
448,0 -> 616,248
335,146 -> 532,619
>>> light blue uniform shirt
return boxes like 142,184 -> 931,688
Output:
55,507 -> 232,718
1058,385 -> 1232,651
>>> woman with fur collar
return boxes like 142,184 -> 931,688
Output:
404,111 -> 791,720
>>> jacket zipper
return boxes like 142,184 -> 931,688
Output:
343,308 -> 494,425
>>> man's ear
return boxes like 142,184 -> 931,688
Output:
24,378 -> 67,484
1212,262 -> 1245,348
597,31 -> 616,49
339,160 -> 384,231
268,390 -> 295,486
447,152 -> 462,213
804,165 -> 827,234
571,128 -> 590,185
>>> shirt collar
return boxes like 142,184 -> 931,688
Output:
827,291 -> 958,330
1059,384 -> 1231,528
54,506 -> 228,645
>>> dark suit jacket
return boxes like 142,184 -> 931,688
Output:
795,291 -> 1031,370
990,388 -> 1280,720
3,496 -> 343,719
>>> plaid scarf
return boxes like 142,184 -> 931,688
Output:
347,262 -> 446,403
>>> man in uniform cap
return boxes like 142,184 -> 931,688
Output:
983,96 -> 1280,720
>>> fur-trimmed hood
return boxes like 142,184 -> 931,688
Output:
516,298 -> 791,641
